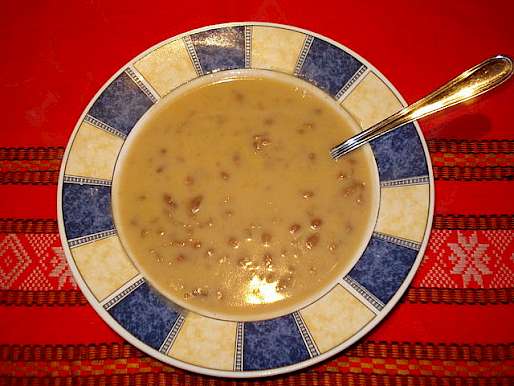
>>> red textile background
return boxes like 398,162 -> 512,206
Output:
1,0 -> 513,384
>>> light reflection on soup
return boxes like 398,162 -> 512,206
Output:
113,70 -> 378,321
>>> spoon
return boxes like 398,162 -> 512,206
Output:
330,55 -> 513,160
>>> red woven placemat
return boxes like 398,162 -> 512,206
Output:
1,1 -> 513,384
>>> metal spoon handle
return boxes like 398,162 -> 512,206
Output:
330,55 -> 513,160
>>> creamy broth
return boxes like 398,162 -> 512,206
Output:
113,70 -> 378,320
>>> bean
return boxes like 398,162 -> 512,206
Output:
263,253 -> 273,269
265,273 -> 276,283
163,194 -> 177,209
228,238 -> 240,249
184,175 -> 194,185
170,240 -> 186,247
302,191 -> 314,199
310,218 -> 322,230
218,256 -> 228,264
192,287 -> 208,297
206,248 -> 215,257
253,134 -> 272,151
220,171 -> 230,180
289,224 -> 301,235
306,234 -> 319,249
261,233 -> 272,246
277,278 -> 289,292
176,254 -> 186,262
189,195 -> 203,215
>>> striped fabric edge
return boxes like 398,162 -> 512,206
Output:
0,170 -> 59,185
0,372 -> 512,386
2,341 -> 511,362
2,288 -> 512,307
0,159 -> 62,172
432,166 -> 513,181
2,214 -> 512,234
426,139 -> 514,154
0,147 -> 65,161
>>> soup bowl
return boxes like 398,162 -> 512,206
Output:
58,22 -> 433,378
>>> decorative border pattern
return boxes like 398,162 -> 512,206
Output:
380,175 -> 430,187
372,231 -> 421,251
292,312 -> 320,358
63,175 -> 112,186
244,26 -> 252,68
293,35 -> 314,75
234,322 -> 244,371
68,229 -> 116,248
335,65 -> 368,100
159,314 -> 185,354
343,276 -> 385,311
183,35 -> 204,76
84,115 -> 127,140
125,67 -> 159,103
102,276 -> 145,311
